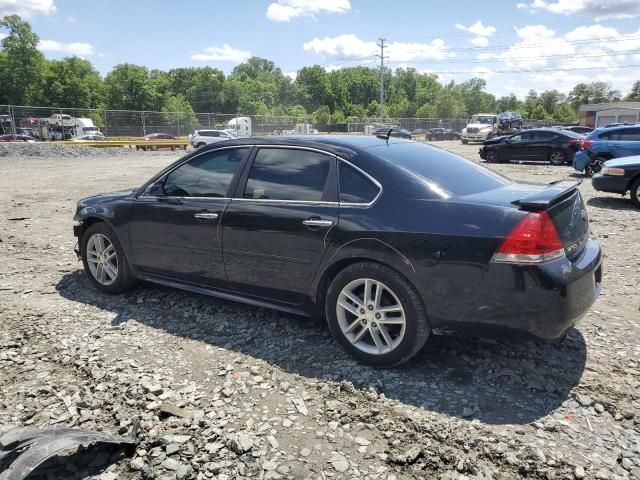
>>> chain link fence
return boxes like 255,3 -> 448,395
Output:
0,105 -> 554,140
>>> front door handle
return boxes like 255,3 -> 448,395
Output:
302,218 -> 333,227
194,212 -> 219,220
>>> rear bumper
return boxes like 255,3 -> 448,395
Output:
424,235 -> 602,340
592,174 -> 628,194
573,150 -> 592,172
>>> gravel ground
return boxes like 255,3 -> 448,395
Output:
0,141 -> 638,480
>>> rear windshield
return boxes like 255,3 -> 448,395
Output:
369,142 -> 510,197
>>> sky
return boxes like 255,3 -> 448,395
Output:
3,0 -> 640,99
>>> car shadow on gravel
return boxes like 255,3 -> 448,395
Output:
57,271 -> 587,426
587,196 -> 636,210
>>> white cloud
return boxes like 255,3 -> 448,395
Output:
266,0 -> 350,22
303,34 -> 454,62
0,32 -> 6,41
518,0 -> 640,19
38,39 -> 94,57
284,70 -> 297,80
0,0 -> 56,17
191,44 -> 251,63
455,20 -> 496,46
66,15 -> 77,23
470,36 -> 490,47
455,20 -> 496,37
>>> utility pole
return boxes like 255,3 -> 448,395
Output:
376,38 -> 388,123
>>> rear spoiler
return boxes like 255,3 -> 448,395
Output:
512,179 -> 582,211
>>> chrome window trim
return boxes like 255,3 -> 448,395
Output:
337,159 -> 383,208
246,144 -> 383,208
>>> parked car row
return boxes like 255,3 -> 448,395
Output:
0,134 -> 36,143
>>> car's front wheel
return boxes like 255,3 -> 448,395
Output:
630,178 -> 640,208
486,149 -> 499,163
461,139 -> 468,144
81,222 -> 137,294
325,262 -> 430,367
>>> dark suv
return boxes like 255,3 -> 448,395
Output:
573,125 -> 640,176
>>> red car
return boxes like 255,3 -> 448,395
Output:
137,133 -> 186,151
0,134 -> 36,142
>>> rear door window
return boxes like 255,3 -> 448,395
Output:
338,162 -> 380,204
618,128 -> 640,140
243,148 -> 333,201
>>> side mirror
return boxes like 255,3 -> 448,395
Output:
146,180 -> 165,196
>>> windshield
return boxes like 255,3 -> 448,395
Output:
370,142 -> 510,197
470,115 -> 495,125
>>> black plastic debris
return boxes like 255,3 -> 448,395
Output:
0,423 -> 138,480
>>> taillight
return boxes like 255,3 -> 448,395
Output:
493,211 -> 565,264
580,139 -> 594,150
568,139 -> 580,145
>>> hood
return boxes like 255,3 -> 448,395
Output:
465,123 -> 493,130
603,156 -> 640,168
483,135 -> 509,145
78,188 -> 137,207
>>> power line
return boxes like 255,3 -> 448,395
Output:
376,38 -> 387,122
405,63 -> 640,76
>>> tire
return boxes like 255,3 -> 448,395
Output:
549,149 -> 567,166
585,157 -> 605,177
486,149 -> 499,163
630,178 -> 640,209
325,262 -> 430,367
461,139 -> 468,144
81,222 -> 137,294
196,142 -> 206,149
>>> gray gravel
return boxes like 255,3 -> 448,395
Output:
0,141 -> 638,479
0,142 -> 181,159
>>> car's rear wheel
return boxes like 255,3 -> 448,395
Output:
549,149 -> 567,165
461,139 -> 468,144
197,142 -> 206,148
585,157 -> 605,177
486,149 -> 499,163
81,222 -> 137,294
325,262 -> 430,367
630,178 -> 640,208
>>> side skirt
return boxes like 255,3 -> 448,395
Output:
141,274 -> 311,318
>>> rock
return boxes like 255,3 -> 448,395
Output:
228,432 -> 254,454
130,457 -> 145,470
263,460 -> 278,471
161,458 -> 180,471
594,469 -> 609,480
330,452 -> 349,473
574,466 -> 586,479
390,446 -> 422,465
300,447 -> 311,457
159,402 -> 192,419
355,436 -> 371,446
291,397 -> 308,416
575,394 -> 593,407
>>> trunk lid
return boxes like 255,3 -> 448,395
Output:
463,180 -> 589,257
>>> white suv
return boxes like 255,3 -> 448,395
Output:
190,129 -> 236,148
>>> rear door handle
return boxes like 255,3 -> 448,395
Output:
194,212 -> 219,220
302,219 -> 333,227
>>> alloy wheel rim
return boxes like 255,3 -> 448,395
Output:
551,152 -> 564,164
588,159 -> 603,175
336,278 -> 406,355
86,233 -> 118,286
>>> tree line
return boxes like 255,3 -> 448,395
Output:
2,15 -> 640,124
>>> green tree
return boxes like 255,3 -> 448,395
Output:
296,65 -> 333,112
626,80 -> 640,101
163,94 -> 198,134
104,64 -> 165,110
41,57 -> 104,108
496,94 -> 521,112
0,15 -> 45,105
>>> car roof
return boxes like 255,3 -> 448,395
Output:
596,123 -> 639,132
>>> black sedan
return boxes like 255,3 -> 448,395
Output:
427,128 -> 461,141
372,127 -> 412,139
73,136 -> 602,367
592,156 -> 640,208
480,128 -> 582,165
